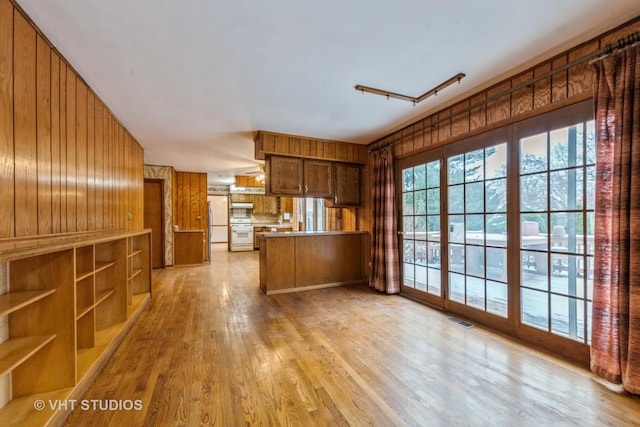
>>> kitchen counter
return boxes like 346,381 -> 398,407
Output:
251,223 -> 293,229
259,231 -> 368,295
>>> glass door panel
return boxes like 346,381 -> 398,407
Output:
400,159 -> 442,298
519,120 -> 595,344
446,143 -> 508,318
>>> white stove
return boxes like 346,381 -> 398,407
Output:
229,217 -> 254,251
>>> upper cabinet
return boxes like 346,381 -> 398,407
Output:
266,156 -> 304,195
266,156 -> 361,206
329,163 -> 361,207
266,156 -> 332,197
303,160 -> 333,197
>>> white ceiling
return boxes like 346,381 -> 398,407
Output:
15,0 -> 640,185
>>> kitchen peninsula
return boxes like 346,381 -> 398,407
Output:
259,231 -> 368,294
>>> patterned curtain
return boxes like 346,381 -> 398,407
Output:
369,147 -> 400,294
590,44 -> 640,394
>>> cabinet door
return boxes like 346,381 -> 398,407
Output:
280,197 -> 294,214
304,160 -> 333,197
264,196 -> 278,214
267,156 -> 304,195
251,195 -> 263,214
332,163 -> 361,206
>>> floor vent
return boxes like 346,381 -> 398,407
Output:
447,317 -> 474,329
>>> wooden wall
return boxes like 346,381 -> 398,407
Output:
360,17 -> 640,234
0,0 -> 144,239
255,130 -> 367,164
174,171 -> 208,259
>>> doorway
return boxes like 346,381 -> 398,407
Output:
144,179 -> 164,268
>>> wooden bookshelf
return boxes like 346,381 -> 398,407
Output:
0,230 -> 152,426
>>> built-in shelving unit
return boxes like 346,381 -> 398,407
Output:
0,230 -> 152,427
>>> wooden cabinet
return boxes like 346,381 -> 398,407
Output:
174,230 -> 205,265
303,160 -> 333,197
329,163 -> 361,206
252,195 -> 279,215
266,156 -> 304,195
266,156 -> 332,197
259,231 -> 368,295
0,230 -> 151,426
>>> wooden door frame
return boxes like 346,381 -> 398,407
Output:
144,178 -> 165,268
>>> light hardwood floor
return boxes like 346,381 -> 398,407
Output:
63,244 -> 640,426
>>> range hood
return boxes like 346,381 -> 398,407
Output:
231,202 -> 254,209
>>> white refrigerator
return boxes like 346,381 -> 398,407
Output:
208,195 -> 229,244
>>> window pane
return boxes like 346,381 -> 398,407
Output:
486,247 -> 507,282
415,265 -> 427,291
449,244 -> 465,273
427,215 -> 440,235
448,216 -> 465,244
427,241 -> 441,267
486,214 -> 507,246
521,214 -> 547,250
466,245 -> 484,277
404,263 -> 415,288
403,168 -> 414,191
521,251 -> 548,291
414,190 -> 427,215
465,182 -> 484,213
551,294 -> 583,341
427,188 -> 440,214
404,216 -> 415,234
448,155 -> 464,185
586,120 -> 596,165
550,169 -> 582,211
520,133 -> 547,174
448,185 -> 464,214
586,213 -> 594,255
485,143 -> 507,179
549,127 -> 570,170
487,280 -> 507,317
550,212 -> 583,254
521,173 -> 547,211
404,240 -> 414,263
465,149 -> 484,182
486,178 -> 506,213
449,273 -> 465,303
414,164 -> 426,190
574,124 -> 585,167
415,241 -> 427,265
403,192 -> 414,215
522,288 -> 549,330
428,268 -> 441,296
550,254 -> 584,298
586,166 -> 595,210
415,215 -> 426,234
466,214 -> 484,236
427,160 -> 440,188
467,276 -> 485,310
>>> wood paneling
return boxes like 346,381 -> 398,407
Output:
65,64 -> 76,233
174,171 -> 208,260
255,130 -> 367,164
36,35 -> 51,235
13,11 -> 37,237
0,0 -> 14,239
0,1 -> 145,240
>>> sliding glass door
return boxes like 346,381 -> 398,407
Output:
399,149 -> 444,306
446,142 -> 509,319
396,101 -> 595,361
518,119 -> 595,345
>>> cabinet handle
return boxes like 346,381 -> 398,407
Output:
298,184 -> 302,193
334,196 -> 338,204
305,185 -> 308,193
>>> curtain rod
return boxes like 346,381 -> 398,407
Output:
369,30 -> 640,154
